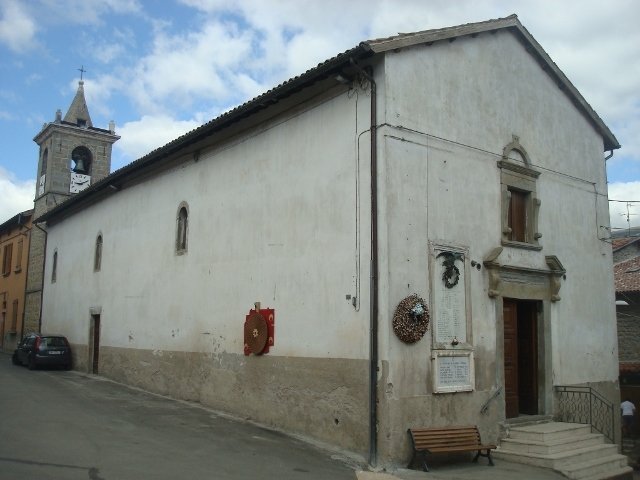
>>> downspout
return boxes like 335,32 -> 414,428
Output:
605,150 -> 614,160
351,58 -> 379,466
33,222 -> 48,333
17,226 -> 33,342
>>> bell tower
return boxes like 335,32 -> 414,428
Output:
23,77 -> 120,334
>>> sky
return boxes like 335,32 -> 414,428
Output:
0,0 -> 638,233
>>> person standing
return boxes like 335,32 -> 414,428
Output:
621,398 -> 636,437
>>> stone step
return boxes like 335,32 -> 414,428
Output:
498,432 -> 605,455
494,443 -> 619,469
558,454 -> 631,480
508,422 -> 592,442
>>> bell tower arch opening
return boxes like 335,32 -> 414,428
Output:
71,146 -> 92,175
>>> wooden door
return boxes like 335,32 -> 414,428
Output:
504,299 -> 539,418
503,299 -> 519,418
518,302 -> 538,415
91,315 -> 100,374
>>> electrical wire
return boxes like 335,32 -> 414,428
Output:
380,123 -> 640,231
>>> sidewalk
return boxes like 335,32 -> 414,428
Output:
357,459 -> 574,480
622,435 -> 640,479
356,450 -> 639,480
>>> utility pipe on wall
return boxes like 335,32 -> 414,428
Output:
350,58 -> 379,467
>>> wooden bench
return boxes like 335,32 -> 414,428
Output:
407,425 -> 496,472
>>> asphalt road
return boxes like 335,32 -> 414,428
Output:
0,353 -> 360,480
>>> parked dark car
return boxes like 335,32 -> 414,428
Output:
12,334 -> 72,370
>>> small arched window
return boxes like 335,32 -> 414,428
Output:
176,204 -> 188,254
38,148 -> 49,196
94,234 -> 103,272
41,148 -> 48,176
51,250 -> 58,283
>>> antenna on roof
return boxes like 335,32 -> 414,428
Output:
620,202 -> 638,237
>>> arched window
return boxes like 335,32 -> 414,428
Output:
38,148 -> 48,196
70,146 -> 92,175
94,234 -> 103,272
176,204 -> 188,254
41,148 -> 48,176
51,250 -> 58,283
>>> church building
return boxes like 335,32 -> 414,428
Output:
35,16 -> 622,469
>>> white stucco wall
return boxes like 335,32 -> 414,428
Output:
378,29 -> 617,404
42,86 -> 373,361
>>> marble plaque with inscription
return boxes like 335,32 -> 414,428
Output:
433,351 -> 474,393
433,253 -> 467,344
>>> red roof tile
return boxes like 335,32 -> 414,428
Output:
615,256 -> 640,293
613,237 -> 640,251
613,238 -> 633,250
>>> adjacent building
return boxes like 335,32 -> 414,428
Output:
614,236 -> 640,434
0,210 -> 33,351
35,16 -> 621,466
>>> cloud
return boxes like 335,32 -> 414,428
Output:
0,167 -> 34,222
0,0 -> 37,53
121,21 -> 258,115
608,181 -> 640,231
40,0 -> 143,26
112,114 -> 201,169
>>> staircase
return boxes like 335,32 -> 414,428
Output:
494,422 -> 633,480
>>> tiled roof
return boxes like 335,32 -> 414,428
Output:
613,236 -> 640,252
0,209 -> 33,234
620,362 -> 640,374
613,238 -> 634,250
615,256 -> 640,293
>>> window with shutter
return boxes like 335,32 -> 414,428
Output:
2,243 -> 13,276
499,136 -> 542,250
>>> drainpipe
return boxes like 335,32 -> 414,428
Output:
604,150 -> 614,160
351,58 -> 379,467
17,226 -> 33,342
33,222 -> 48,333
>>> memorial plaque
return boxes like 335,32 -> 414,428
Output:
432,249 -> 467,346
432,351 -> 474,393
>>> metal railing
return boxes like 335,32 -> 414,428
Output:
554,385 -> 615,443
480,387 -> 502,415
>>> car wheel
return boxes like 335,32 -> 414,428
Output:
11,354 -> 20,365
27,356 -> 37,370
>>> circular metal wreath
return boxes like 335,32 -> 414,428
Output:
392,294 -> 430,344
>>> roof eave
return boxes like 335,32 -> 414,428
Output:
37,44 -> 374,225
0,209 -> 33,233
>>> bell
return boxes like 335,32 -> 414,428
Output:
73,158 -> 86,173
